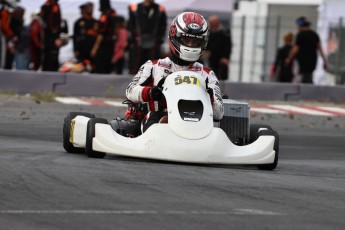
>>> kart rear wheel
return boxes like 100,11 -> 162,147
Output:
250,124 -> 279,171
63,112 -> 95,153
85,118 -> 108,158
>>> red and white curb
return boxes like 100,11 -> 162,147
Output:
55,97 -> 345,117
250,104 -> 345,117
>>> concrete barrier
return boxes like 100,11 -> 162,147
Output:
221,82 -> 300,101
54,72 -> 132,97
287,84 -> 345,103
0,70 -> 344,102
0,69 -> 65,94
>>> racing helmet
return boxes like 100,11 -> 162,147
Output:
168,12 -> 209,62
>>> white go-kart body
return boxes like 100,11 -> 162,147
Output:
64,71 -> 278,169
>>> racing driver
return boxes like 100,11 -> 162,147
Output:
126,11 -> 224,132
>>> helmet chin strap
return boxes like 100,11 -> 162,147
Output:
170,53 -> 195,66
179,45 -> 202,62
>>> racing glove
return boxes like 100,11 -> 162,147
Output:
206,88 -> 214,104
205,77 -> 214,104
149,86 -> 164,101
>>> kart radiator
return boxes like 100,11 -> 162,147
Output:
218,99 -> 250,143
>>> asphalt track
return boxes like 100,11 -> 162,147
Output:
0,95 -> 345,230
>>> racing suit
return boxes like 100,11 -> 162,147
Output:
126,57 -> 224,132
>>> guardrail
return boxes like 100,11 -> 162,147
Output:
0,70 -> 344,103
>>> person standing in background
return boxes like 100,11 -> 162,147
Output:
40,0 -> 62,71
128,0 -> 167,74
205,15 -> 232,81
15,23 -> 30,70
112,16 -> 127,74
73,2 -> 98,68
91,0 -> 116,74
271,32 -> 294,82
0,0 -> 17,68
29,10 -> 44,71
285,16 -> 327,84
4,5 -> 24,69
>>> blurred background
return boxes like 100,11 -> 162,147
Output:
4,0 -> 345,85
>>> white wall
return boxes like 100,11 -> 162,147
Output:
315,0 -> 345,85
231,1 -> 268,83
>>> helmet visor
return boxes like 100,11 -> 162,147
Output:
178,34 -> 207,49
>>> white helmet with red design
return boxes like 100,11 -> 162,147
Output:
168,12 -> 209,62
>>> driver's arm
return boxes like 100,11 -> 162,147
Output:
126,61 -> 154,102
207,70 -> 224,121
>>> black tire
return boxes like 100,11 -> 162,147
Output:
258,130 -> 279,171
85,118 -> 108,158
249,124 -> 279,170
63,112 -> 95,153
249,123 -> 273,144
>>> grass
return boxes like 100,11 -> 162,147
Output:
0,90 -> 16,95
105,84 -> 116,98
30,91 -> 60,102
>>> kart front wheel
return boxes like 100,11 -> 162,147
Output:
85,118 -> 108,158
250,124 -> 279,171
249,124 -> 273,143
63,112 -> 95,153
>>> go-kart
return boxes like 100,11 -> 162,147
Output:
63,71 -> 279,170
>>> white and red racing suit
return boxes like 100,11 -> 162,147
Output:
126,57 -> 224,124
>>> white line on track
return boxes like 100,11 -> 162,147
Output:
234,209 -> 283,215
0,209 -> 284,216
55,97 -> 90,105
250,107 -> 287,114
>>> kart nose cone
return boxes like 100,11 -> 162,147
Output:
163,71 -> 213,139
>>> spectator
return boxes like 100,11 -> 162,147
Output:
40,0 -> 63,71
73,2 -> 99,67
128,0 -> 167,74
0,0 -> 17,68
112,16 -> 127,74
29,10 -> 44,71
15,24 -> 30,70
91,0 -> 117,74
271,32 -> 294,82
285,16 -> 327,84
205,15 -> 232,81
4,6 -> 24,69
